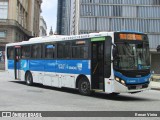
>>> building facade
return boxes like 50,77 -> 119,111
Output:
39,16 -> 47,36
57,0 -> 71,35
0,0 -> 42,70
57,0 -> 160,73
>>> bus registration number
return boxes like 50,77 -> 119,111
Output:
136,85 -> 142,89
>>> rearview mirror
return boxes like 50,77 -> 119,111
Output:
157,45 -> 160,52
104,37 -> 112,78
112,44 -> 117,58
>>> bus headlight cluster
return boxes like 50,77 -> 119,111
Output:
115,77 -> 120,82
115,77 -> 126,85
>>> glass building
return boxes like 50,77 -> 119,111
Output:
57,0 -> 160,73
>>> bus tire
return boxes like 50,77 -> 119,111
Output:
78,77 -> 91,96
25,72 -> 33,86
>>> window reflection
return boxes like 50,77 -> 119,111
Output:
114,42 -> 150,70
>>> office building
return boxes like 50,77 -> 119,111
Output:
57,0 -> 160,73
39,16 -> 47,36
0,0 -> 42,70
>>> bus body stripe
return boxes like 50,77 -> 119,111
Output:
8,60 -> 91,75
114,70 -> 151,85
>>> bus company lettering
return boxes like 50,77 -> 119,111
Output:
58,64 -> 66,69
77,63 -> 82,71
68,66 -> 77,70
58,63 -> 83,71
58,64 -> 77,70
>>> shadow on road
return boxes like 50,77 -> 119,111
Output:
10,81 -> 156,102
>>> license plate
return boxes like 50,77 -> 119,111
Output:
136,85 -> 142,89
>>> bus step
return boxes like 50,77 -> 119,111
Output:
93,89 -> 104,93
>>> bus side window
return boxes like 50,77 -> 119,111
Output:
72,45 -> 88,59
57,43 -> 64,59
31,44 -> 42,59
7,47 -> 14,59
80,46 -> 88,59
64,42 -> 70,59
72,47 -> 79,58
22,46 -> 30,59
45,44 -> 55,59
57,42 -> 71,59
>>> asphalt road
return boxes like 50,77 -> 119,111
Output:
0,71 -> 160,119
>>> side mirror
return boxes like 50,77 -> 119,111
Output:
157,45 -> 160,52
104,37 -> 112,78
112,44 -> 117,58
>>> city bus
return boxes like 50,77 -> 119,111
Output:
5,31 -> 151,95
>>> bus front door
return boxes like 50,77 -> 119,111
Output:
91,41 -> 104,90
14,46 -> 21,80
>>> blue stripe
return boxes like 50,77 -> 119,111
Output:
8,60 -> 14,69
8,60 -> 91,75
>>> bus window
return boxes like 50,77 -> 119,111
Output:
80,46 -> 88,59
64,42 -> 70,58
31,44 -> 42,59
45,44 -> 55,59
72,47 -> 79,58
57,42 -> 70,59
57,43 -> 64,59
7,47 -> 14,59
72,46 -> 88,59
22,45 -> 30,59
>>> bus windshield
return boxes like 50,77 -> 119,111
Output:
114,42 -> 150,70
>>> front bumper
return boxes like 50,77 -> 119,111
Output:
113,81 -> 151,93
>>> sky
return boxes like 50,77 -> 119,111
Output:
41,0 -> 58,35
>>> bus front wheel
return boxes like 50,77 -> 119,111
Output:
78,77 -> 91,96
25,72 -> 33,86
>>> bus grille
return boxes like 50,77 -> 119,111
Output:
127,83 -> 149,90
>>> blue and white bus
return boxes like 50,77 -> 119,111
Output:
5,31 -> 151,95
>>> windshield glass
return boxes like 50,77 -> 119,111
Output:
114,42 -> 150,70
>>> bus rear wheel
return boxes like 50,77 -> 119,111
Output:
78,77 -> 91,96
25,72 -> 33,86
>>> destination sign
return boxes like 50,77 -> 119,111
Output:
119,34 -> 143,40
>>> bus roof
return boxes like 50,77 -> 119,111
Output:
6,32 -> 115,46
6,31 -> 145,46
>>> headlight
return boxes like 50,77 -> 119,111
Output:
115,77 -> 120,82
115,77 -> 126,86
121,80 -> 126,85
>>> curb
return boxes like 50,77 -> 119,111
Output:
151,88 -> 160,91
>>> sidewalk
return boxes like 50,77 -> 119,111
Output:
151,82 -> 160,90
151,74 -> 160,90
